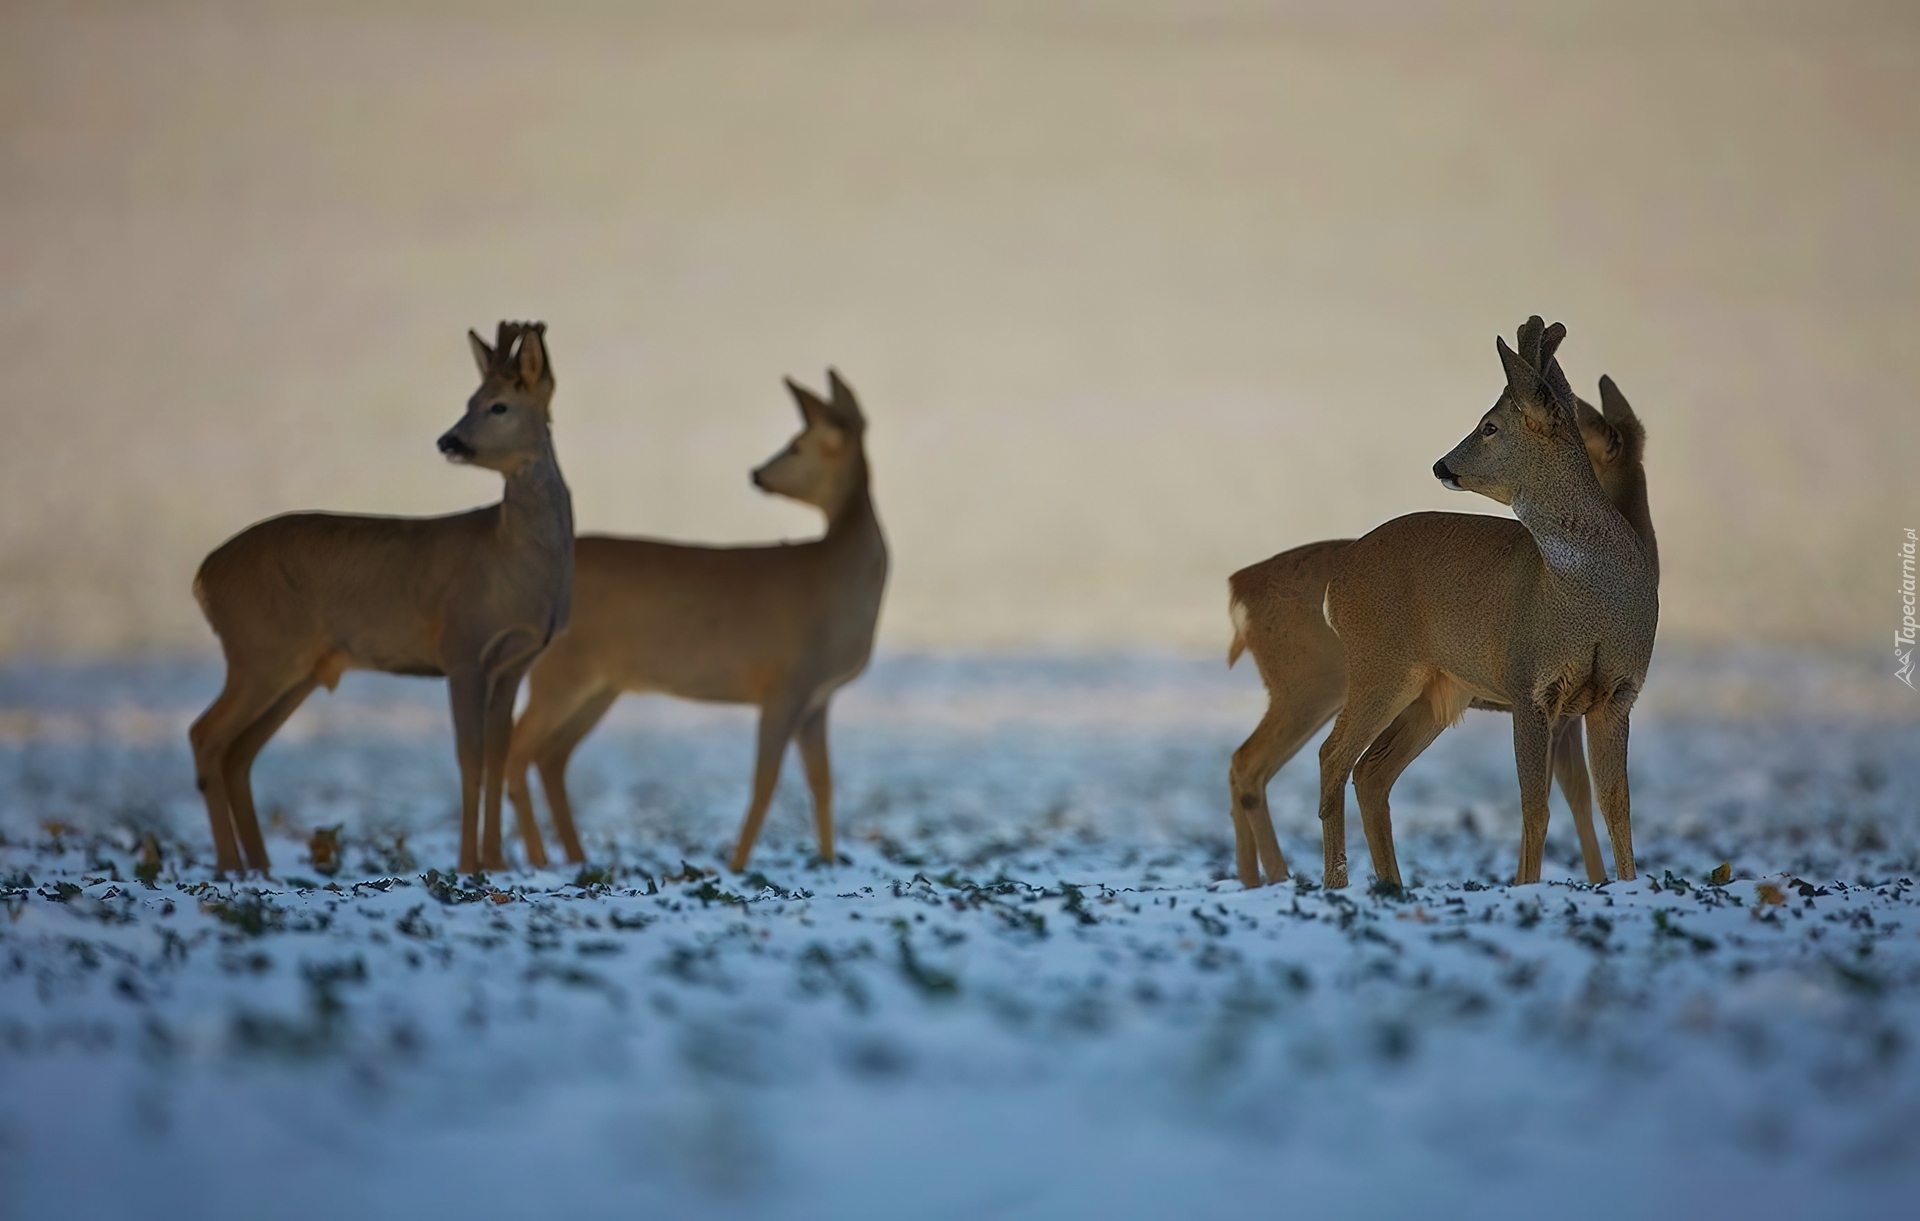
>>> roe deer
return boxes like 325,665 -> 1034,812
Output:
505,369 -> 886,873
1311,317 -> 1657,889
189,322 -> 572,875
1226,341 -> 1652,887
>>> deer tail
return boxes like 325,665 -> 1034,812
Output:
1227,590 -> 1250,668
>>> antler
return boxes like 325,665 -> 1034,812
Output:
1515,316 -> 1545,374
483,320 -> 546,366
1514,315 -> 1569,375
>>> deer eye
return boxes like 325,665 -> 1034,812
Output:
1480,420 -> 1498,437
490,402 -> 509,415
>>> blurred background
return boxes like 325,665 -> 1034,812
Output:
3,0 -> 1914,664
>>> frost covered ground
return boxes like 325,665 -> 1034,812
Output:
2,654 -> 1917,1219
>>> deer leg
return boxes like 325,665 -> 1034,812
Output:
796,701 -> 836,865
507,677 -> 609,869
728,700 -> 804,873
1552,718 -> 1606,882
504,770 -> 549,871
1352,699 -> 1446,891
479,663 -> 532,873
504,697 -> 558,871
1228,695 -> 1339,887
221,677 -> 319,874
448,667 -> 486,875
190,666 -> 307,874
1584,700 -> 1636,881
189,696 -> 244,874
1511,706 -> 1554,884
1316,674 -> 1423,889
468,628 -> 546,873
529,688 -> 619,866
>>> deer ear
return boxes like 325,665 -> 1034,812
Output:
517,325 -> 549,388
1539,353 -> 1577,419
1574,396 -> 1622,463
785,376 -> 831,426
1597,374 -> 1644,460
1497,334 -> 1539,399
468,329 -> 494,378
825,367 -> 866,432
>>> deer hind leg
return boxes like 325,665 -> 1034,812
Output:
1583,700 -> 1636,882
796,700 -> 836,866
728,700 -> 805,873
1352,697 -> 1449,892
222,676 -> 320,874
503,704 -> 547,870
506,677 -> 592,870
526,688 -> 618,867
1316,669 -> 1424,890
1228,691 -> 1340,888
1551,718 -> 1606,882
189,662 -> 312,873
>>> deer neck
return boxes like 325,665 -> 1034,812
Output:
821,453 -> 881,546
1511,457 -> 1650,601
498,439 -> 574,557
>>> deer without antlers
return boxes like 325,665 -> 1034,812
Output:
505,370 -> 887,873
1311,317 -> 1658,889
189,322 -> 573,875
1226,325 -> 1654,888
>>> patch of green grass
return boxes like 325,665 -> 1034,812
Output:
892,919 -> 959,999
1651,908 -> 1717,953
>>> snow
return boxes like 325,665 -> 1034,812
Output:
2,655 -> 1917,1219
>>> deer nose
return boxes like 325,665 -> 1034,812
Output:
438,432 -> 474,459
750,468 -> 767,490
1432,459 -> 1461,489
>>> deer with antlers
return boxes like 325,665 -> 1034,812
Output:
1226,323 -> 1654,887
505,369 -> 886,873
1302,317 -> 1657,889
188,322 -> 572,875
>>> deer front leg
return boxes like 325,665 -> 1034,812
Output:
1551,718 -> 1607,882
1510,705 -> 1554,884
1584,700 -> 1636,881
795,701 -> 837,866
448,667 -> 486,875
728,700 -> 804,873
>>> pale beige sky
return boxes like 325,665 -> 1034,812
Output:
3,0 -> 1915,657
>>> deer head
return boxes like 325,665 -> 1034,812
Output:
438,320 -> 556,474
751,369 -> 868,514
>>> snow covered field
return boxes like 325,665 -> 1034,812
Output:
3,655 -> 1917,1219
